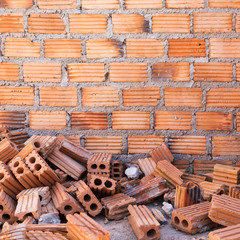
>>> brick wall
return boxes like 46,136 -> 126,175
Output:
1,0 -> 240,164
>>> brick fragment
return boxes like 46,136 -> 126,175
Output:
0,138 -> 18,163
0,63 -> 19,82
152,62 -> 190,82
54,169 -> 68,183
209,0 -> 240,8
0,0 -> 33,8
41,200 -> 59,217
169,39 -> 206,57
23,63 -> 61,83
128,135 -> 164,154
40,86 -> 77,107
119,177 -> 141,192
5,38 -> 40,58
194,62 -> 233,82
101,193 -> 136,220
229,185 -> 240,199
26,230 -> 67,239
112,111 -> 150,130
173,161 -> 190,173
153,14 -> 190,33
166,0 -> 204,8
82,86 -> 119,107
29,111 -> 66,130
128,205 -> 160,240
85,136 -> 122,154
28,14 -> 66,34
209,224 -> 240,240
181,173 -> 206,183
172,202 -> 215,234
209,194 -> 240,226
138,158 -> 156,176
86,39 -> 123,59
67,213 -> 110,239
151,208 -> 167,224
150,143 -> 174,163
0,14 -> 24,33
125,0 -> 162,9
111,160 -> 125,180
127,39 -> 165,58
69,14 -> 107,34
68,63 -> 105,82
123,87 -> 160,107
3,130 -> 28,150
37,0 -> 76,9
112,14 -> 149,33
199,181 -> 225,201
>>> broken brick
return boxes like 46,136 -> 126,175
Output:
138,158 -> 156,176
199,181 -> 225,201
209,224 -> 240,240
0,138 -> 19,163
229,185 -> 240,199
150,143 -> 174,162
151,208 -> 167,224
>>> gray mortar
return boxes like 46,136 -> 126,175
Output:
0,0 -> 240,166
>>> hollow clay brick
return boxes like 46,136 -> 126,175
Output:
141,175 -> 155,184
125,0 -> 162,9
0,0 -> 33,8
67,213 -> 111,240
209,223 -> 240,240
209,194 -> 240,226
118,177 -> 141,192
172,202 -> 215,234
89,175 -> 116,197
26,230 -> 68,240
15,192 -> 41,220
111,160 -> 125,180
54,169 -> 68,183
47,148 -> 86,180
0,14 -> 24,33
138,158 -> 156,176
128,205 -> 160,240
229,185 -> 240,199
51,182 -> 84,216
166,0 -> 204,8
0,162 -> 24,198
0,138 -> 19,163
153,160 -> 183,188
209,0 -> 240,8
0,111 -> 25,129
101,193 -> 137,220
87,153 -> 111,177
181,173 -> 206,184
68,180 -> 102,217
173,161 -> 190,173
41,200 -> 59,217
200,181 -> 225,201
82,0 -> 119,9
124,176 -> 168,204
175,182 -> 202,208
150,143 -> 174,163
37,0 -> 77,9
151,208 -> 167,224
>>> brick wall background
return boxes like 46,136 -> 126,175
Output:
1,0 -> 240,167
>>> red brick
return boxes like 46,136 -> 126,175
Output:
82,0 -> 120,9
209,0 -> 240,8
168,39 -> 206,58
0,86 -> 34,106
0,111 -> 25,129
236,113 -> 240,131
29,111 -> 66,130
210,38 -> 240,58
236,63 -> 240,81
155,111 -> 192,130
0,63 -> 19,82
112,14 -> 148,33
86,39 -> 123,59
0,14 -> 24,33
126,39 -> 165,58
196,112 -> 233,131
37,0 -> 76,9
152,14 -> 190,33
236,15 -> 240,32
152,62 -> 190,82
40,87 -> 78,107
69,14 -> 107,34
194,13 -> 232,33
125,0 -> 162,9
164,88 -> 203,107
0,0 -> 33,8
166,0 -> 204,8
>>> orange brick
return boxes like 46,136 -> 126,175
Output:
0,0 -> 33,8
209,0 -> 240,8
168,136 -> 206,155
168,39 -> 206,58
112,111 -> 150,130
236,113 -> 240,131
82,0 -> 120,9
86,39 -> 123,59
128,135 -> 164,154
196,112 -> 233,131
82,86 -> 119,107
210,38 -> 240,58
40,87 -> 78,107
123,87 -> 160,107
37,0 -> 76,9
0,86 -> 34,106
207,89 -> 240,107
155,111 -> 192,130
29,111 -> 66,130
85,136 -> 122,154
126,39 -> 165,58
71,112 -> 108,130
112,14 -> 148,34
193,13 -> 232,33
0,63 -> 19,82
68,63 -> 105,83
0,14 -> 24,33
236,15 -> 240,32
236,63 -> 240,81
212,136 -> 240,156
152,62 -> 190,82
44,39 -> 81,58
125,0 -> 162,8
164,88 -> 203,107
69,14 -> 107,34
109,63 -> 147,82
166,0 -> 204,8
28,14 -> 66,34
23,63 -> 61,83
5,38 -> 40,58
0,111 -> 25,129
152,14 -> 190,33
194,63 -> 232,82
